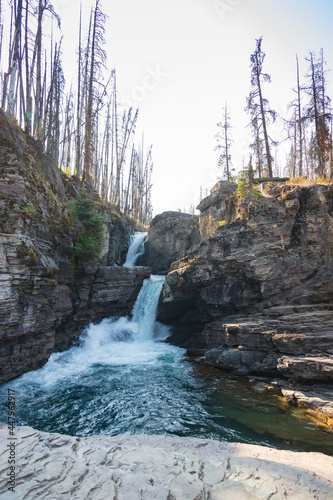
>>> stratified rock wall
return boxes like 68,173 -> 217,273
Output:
0,112 -> 76,383
159,184 -> 333,385
0,112 -> 148,383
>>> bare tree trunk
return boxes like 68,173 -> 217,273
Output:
255,55 -> 273,177
75,5 -> 82,178
83,1 -> 100,185
310,52 -> 324,176
1,5 -> 14,109
7,0 -> 23,116
296,55 -> 303,176
224,102 -> 230,181
114,76 -> 120,204
33,0 -> 44,138
24,0 -> 32,133
124,144 -> 135,213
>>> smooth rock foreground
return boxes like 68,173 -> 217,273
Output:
1,425 -> 333,499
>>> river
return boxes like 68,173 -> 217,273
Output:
1,233 -> 333,456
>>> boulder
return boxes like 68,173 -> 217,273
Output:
146,211 -> 200,274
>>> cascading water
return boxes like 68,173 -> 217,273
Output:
1,236 -> 333,455
123,232 -> 147,267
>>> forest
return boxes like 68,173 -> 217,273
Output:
0,0 -> 153,225
0,1 -> 332,224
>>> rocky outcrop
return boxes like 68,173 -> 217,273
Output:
145,182 -> 237,274
1,424 -> 333,499
197,180 -> 237,239
159,184 -> 333,331
0,111 -> 147,383
146,211 -> 200,274
158,184 -> 333,425
201,304 -> 333,380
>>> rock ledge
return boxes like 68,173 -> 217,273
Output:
1,424 -> 333,499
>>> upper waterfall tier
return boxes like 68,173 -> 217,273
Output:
123,232 -> 147,267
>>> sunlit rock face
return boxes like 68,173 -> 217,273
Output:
146,211 -> 200,274
158,184 -> 333,387
197,180 -> 237,239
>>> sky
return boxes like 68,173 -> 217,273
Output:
3,0 -> 333,214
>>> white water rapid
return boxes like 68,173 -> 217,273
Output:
123,231 -> 147,267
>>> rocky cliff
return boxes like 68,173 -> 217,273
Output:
0,112 -> 149,383
146,211 -> 200,274
157,182 -> 333,426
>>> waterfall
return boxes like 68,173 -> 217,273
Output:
123,232 -> 147,267
131,275 -> 165,340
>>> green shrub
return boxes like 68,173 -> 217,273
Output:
70,189 -> 107,262
237,160 -> 262,200
22,201 -> 36,215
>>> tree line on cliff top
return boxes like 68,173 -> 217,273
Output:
1,3 -> 332,220
0,0 -> 153,226
215,37 -> 333,186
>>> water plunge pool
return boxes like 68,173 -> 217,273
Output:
1,276 -> 333,456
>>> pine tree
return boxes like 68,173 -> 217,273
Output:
237,156 -> 261,200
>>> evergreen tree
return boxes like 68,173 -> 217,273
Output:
71,188 -> 106,262
237,156 -> 261,200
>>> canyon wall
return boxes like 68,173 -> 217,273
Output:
157,182 -> 333,385
0,112 -> 148,383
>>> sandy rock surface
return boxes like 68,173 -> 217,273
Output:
1,424 -> 333,499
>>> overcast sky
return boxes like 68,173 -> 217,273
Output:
4,0 -> 333,214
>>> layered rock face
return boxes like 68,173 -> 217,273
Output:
146,211 -> 200,274
55,266 -> 150,352
159,184 -> 333,384
0,112 -> 148,383
1,424 -> 333,499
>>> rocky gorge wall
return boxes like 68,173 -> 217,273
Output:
0,112 -> 149,384
154,181 -> 333,427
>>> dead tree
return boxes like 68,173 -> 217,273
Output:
246,37 -> 277,177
